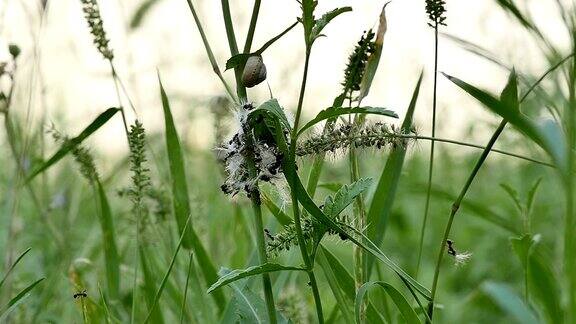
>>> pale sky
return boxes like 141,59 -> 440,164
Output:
0,0 -> 572,159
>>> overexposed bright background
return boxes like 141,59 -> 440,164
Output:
0,0 -> 571,157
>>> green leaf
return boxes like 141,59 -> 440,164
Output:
297,106 -> 398,137
207,263 -> 305,294
310,7 -> 352,42
144,215 -> 191,323
130,0 -> 161,29
323,178 -> 373,218
249,98 -> 292,132
357,2 -> 390,102
261,192 -> 292,226
301,0 -> 317,44
528,251 -> 562,323
96,180 -> 120,300
158,75 -> 226,312
510,234 -> 538,269
283,159 -> 431,300
443,72 -> 564,171
26,107 -> 120,182
317,248 -> 384,324
355,282 -> 421,324
366,72 -> 423,276
481,282 -> 539,324
140,246 -> 165,324
0,248 -> 31,290
0,278 -> 45,321
225,53 -> 251,71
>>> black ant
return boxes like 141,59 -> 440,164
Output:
264,228 -> 274,241
446,239 -> 456,256
73,290 -> 87,299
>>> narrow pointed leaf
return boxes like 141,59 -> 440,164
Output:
366,72 -> 423,275
482,282 -> 539,324
297,106 -> 397,137
207,264 -> 305,294
96,180 -> 120,300
355,281 -> 421,324
26,107 -> 120,182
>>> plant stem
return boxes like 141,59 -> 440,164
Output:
289,49 -> 325,323
243,0 -> 262,54
426,53 -> 575,322
219,1 -> 275,321
565,34 -> 576,323
221,0 -> 247,100
185,0 -> 237,103
416,26 -> 439,277
426,119 -> 507,322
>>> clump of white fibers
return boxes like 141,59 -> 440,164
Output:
454,251 -> 472,267
217,103 -> 284,198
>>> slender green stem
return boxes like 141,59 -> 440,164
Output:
243,0 -> 262,53
184,0 -> 237,103
219,2 -> 275,321
289,49 -> 325,323
565,33 -> 576,323
426,119 -> 507,322
426,53 -> 575,322
221,0 -> 247,100
417,26 -> 439,277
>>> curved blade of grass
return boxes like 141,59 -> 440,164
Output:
261,192 -> 292,226
207,264 -> 305,294
0,248 -> 31,290
26,108 -> 120,183
130,0 -> 161,29
297,106 -> 397,137
143,215 -> 191,323
318,247 -> 385,324
158,75 -> 225,312
0,278 -> 45,321
139,246 -> 165,324
355,281 -> 421,324
366,72 -> 423,276
443,72 -> 562,169
481,282 -> 539,324
283,159 -> 431,300
96,180 -> 120,300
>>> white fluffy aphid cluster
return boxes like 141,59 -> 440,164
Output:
217,103 -> 284,198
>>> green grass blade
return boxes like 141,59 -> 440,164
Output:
96,180 -> 120,300
157,75 -> 226,311
316,249 -> 355,324
143,214 -> 191,323
366,72 -> 423,275
297,106 -> 398,137
0,248 -> 31,290
207,264 -> 305,294
158,76 -> 194,248
129,0 -> 161,29
139,246 -> 165,324
26,108 -> 120,182
0,278 -> 45,320
261,192 -> 292,226
481,281 -> 539,324
355,282 -> 421,324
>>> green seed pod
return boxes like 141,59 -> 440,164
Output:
242,55 -> 267,88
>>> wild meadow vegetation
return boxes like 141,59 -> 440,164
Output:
1,0 -> 576,323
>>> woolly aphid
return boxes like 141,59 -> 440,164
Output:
217,103 -> 285,199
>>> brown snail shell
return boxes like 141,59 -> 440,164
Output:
242,55 -> 267,88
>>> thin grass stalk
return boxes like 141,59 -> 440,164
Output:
184,0 -> 237,103
417,22 -> 440,278
426,53 -> 574,322
289,49 -> 325,323
219,2 -> 276,321
565,31 -> 576,323
243,0 -> 262,53
220,0 -> 246,100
